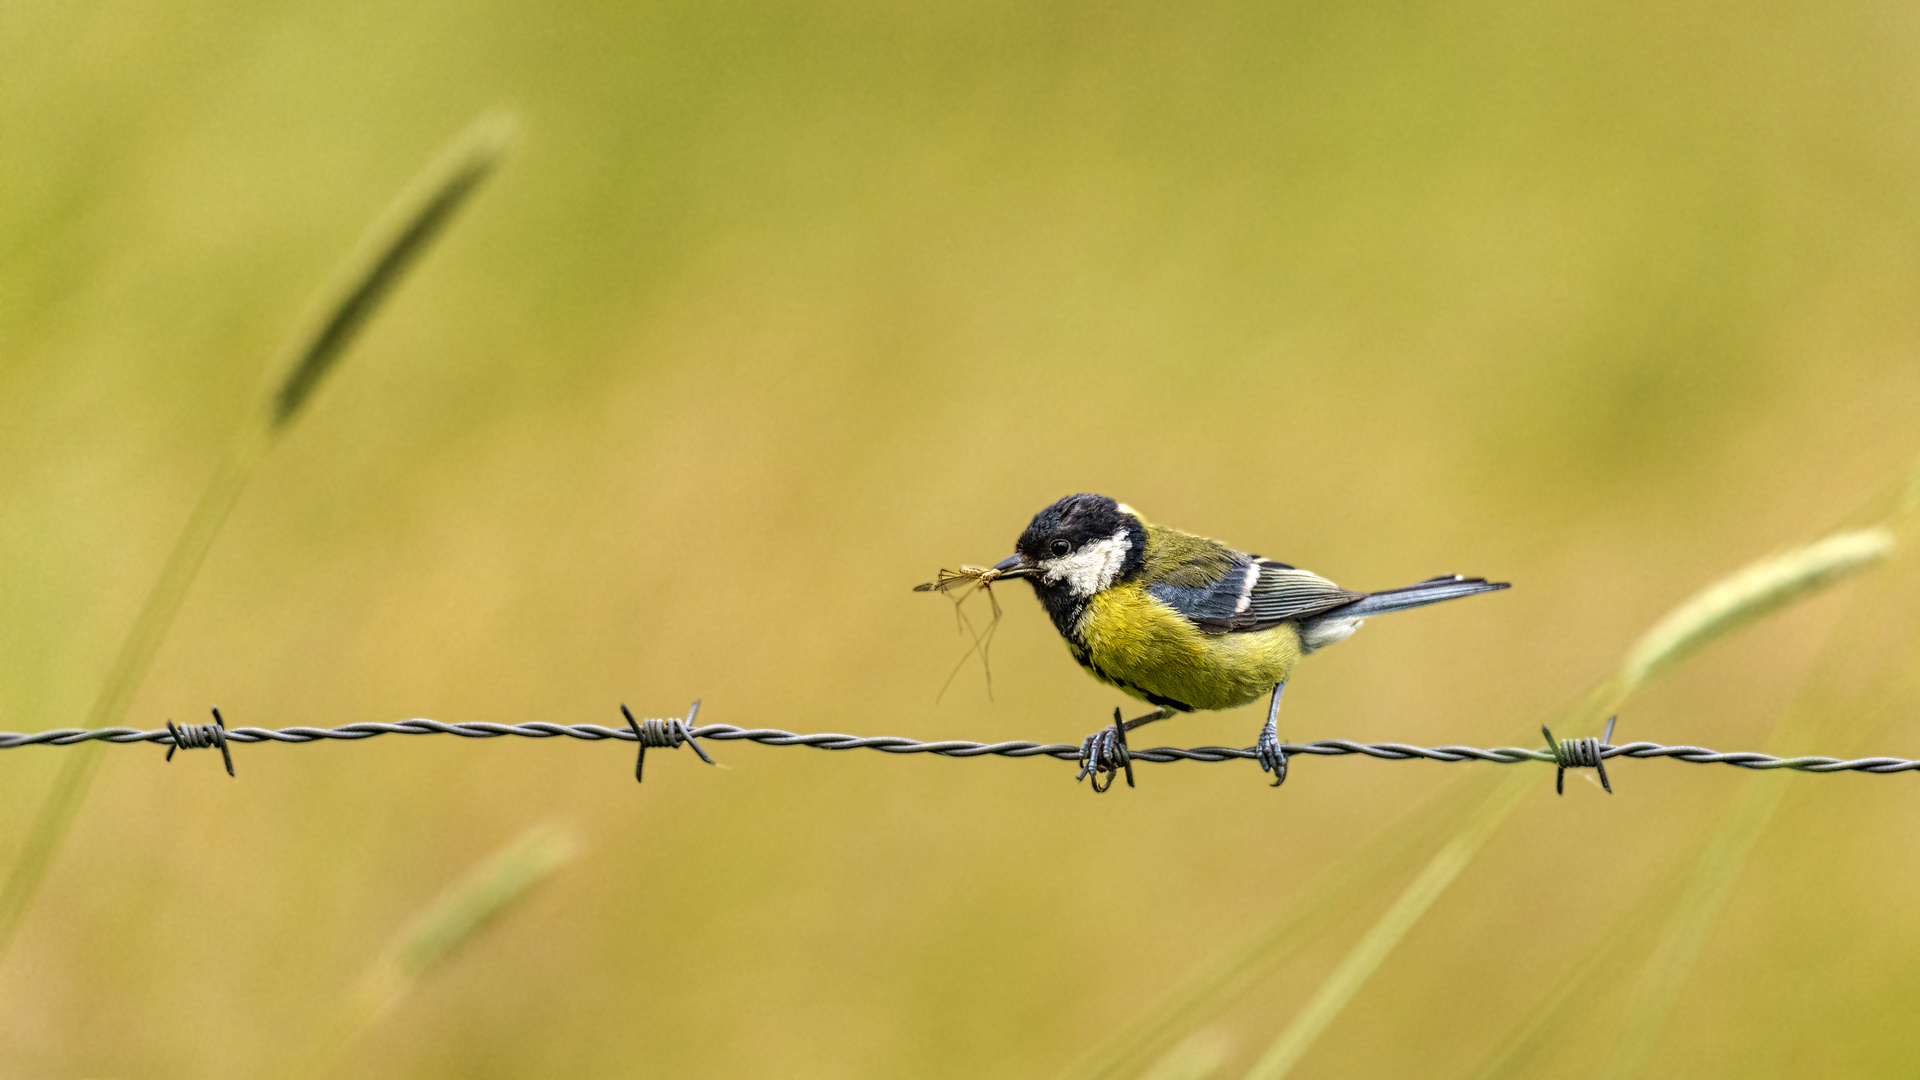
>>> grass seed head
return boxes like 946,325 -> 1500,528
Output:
385,821 -> 579,984
270,110 -> 518,429
1620,527 -> 1896,691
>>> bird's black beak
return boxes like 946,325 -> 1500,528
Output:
991,553 -> 1033,579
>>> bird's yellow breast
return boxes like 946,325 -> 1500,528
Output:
1067,582 -> 1301,712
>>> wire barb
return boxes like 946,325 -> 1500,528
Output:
1544,715 -> 1616,795
621,701 -> 714,783
165,707 -> 235,777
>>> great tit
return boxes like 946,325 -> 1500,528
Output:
985,494 -> 1507,789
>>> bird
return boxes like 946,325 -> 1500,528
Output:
982,493 -> 1508,790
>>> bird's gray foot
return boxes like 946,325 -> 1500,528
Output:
1258,683 -> 1288,787
1077,709 -> 1132,792
1076,706 -> 1172,793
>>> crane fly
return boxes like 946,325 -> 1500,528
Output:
914,566 -> 1007,702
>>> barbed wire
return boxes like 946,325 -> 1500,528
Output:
1,711 -> 1916,788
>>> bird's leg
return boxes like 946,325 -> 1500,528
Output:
1121,706 -> 1174,732
1257,683 -> 1288,787
1077,706 -> 1172,793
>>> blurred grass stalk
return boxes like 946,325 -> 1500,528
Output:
1596,781 -> 1796,1080
1064,515 -> 1894,1080
1059,763 -> 1499,1080
292,823 -> 580,1080
1137,1030 -> 1235,1080
1237,524 -> 1893,1080
1476,486 -> 1920,1079
1239,765 -> 1534,1080
1591,509 -> 1915,1078
0,112 -> 516,965
1467,865 -> 1689,1078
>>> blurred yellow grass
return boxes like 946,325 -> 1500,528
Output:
5,1 -> 1920,1077
0,111 -> 513,960
1477,492 -> 1920,1078
1232,523 -> 1902,1080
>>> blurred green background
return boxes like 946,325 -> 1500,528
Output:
6,1 -> 1920,1076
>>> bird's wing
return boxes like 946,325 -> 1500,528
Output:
1147,554 -> 1364,634
1242,560 -> 1367,631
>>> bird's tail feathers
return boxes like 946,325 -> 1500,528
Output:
1327,575 -> 1509,619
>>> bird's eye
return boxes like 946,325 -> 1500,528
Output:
1050,539 -> 1072,557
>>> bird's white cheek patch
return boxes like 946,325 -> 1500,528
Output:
1040,530 -> 1131,597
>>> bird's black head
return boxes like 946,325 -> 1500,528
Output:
1013,494 -> 1144,576
990,495 -> 1146,635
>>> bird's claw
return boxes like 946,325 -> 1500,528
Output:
1076,708 -> 1135,793
1257,726 -> 1288,788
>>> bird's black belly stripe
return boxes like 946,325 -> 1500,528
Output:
1072,643 -> 1198,713
1143,690 -> 1197,713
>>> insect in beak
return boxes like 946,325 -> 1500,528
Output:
915,559 -> 1023,703
989,553 -> 1033,579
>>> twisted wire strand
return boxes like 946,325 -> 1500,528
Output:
0,721 -> 1915,774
